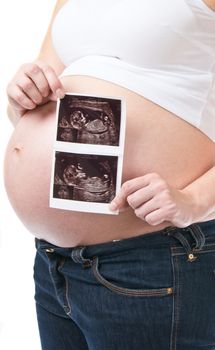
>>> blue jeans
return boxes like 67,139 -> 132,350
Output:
34,219 -> 215,350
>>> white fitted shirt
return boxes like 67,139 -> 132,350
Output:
52,0 -> 215,141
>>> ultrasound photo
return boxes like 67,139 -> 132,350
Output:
53,152 -> 117,203
56,94 -> 121,146
50,93 -> 126,214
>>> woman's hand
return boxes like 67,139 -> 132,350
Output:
6,59 -> 65,118
109,172 -> 197,227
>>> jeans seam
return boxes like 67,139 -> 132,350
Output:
170,254 -> 180,350
47,256 -> 72,317
64,276 -> 72,317
58,257 -> 66,271
92,257 -> 173,297
57,257 -> 72,315
48,264 -> 63,306
35,300 -> 70,319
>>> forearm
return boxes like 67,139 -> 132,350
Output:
6,1 -> 66,129
203,0 -> 215,11
182,165 -> 215,222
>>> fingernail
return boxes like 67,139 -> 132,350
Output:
56,89 -> 65,99
109,201 -> 118,211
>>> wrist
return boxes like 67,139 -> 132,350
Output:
181,186 -> 207,223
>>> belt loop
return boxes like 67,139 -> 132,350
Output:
185,223 -> 205,250
170,230 -> 195,262
71,246 -> 92,267
169,223 -> 206,262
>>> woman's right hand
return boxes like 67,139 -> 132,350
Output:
6,59 -> 65,118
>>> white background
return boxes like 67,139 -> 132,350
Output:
0,1 -> 56,349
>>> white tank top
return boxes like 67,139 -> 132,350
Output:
52,0 -> 215,141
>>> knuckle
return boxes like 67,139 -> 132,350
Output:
155,181 -> 167,192
144,172 -> 158,183
22,80 -> 33,91
134,208 -> 144,219
127,194 -> 133,205
152,172 -> 159,177
161,189 -> 172,201
36,94 -> 43,104
145,217 -> 157,226
40,86 -> 49,96
43,65 -> 53,76
30,91 -> 42,104
149,172 -> 159,179
6,82 -> 12,95
127,194 -> 136,207
55,80 -> 62,89
28,63 -> 39,75
52,79 -> 61,91
16,92 -> 25,104
168,202 -> 177,214
163,206 -> 175,221
121,181 -> 132,194
149,172 -> 165,184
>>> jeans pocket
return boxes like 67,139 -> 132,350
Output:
171,242 -> 215,257
92,256 -> 173,297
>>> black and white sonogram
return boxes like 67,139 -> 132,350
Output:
53,152 -> 117,203
56,95 -> 121,146
50,93 -> 126,214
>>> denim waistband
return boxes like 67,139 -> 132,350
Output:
35,219 -> 215,262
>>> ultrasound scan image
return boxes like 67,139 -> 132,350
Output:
57,95 -> 121,146
53,152 -> 117,203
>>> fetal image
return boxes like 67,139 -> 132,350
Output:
53,152 -> 117,203
56,95 -> 121,146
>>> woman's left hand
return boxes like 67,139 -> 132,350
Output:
109,172 -> 197,227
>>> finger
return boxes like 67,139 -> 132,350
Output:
109,188 -> 130,211
8,85 -> 36,110
17,76 -> 43,105
109,198 -> 129,212
143,208 -> 167,226
35,60 -> 65,98
23,64 -> 50,97
127,186 -> 154,209
134,196 -> 160,220
49,92 -> 57,101
110,176 -> 150,210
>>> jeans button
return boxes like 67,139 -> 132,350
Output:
45,248 -> 55,253
167,288 -> 173,295
187,253 -> 197,262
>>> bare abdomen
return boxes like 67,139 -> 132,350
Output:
4,75 -> 215,247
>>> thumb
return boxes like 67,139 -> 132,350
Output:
37,93 -> 57,106
40,91 -> 61,104
49,91 -> 58,102
49,87 -> 66,101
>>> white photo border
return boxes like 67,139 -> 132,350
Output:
49,92 -> 126,215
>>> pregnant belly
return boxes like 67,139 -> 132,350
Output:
4,75 -> 215,247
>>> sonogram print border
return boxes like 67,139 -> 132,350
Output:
49,92 -> 126,215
